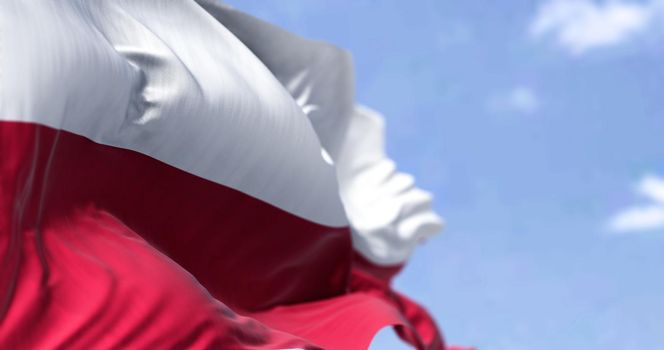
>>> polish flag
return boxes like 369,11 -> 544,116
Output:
0,1 -> 470,349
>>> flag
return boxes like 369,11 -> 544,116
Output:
0,1 -> 470,349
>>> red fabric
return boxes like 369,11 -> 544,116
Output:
0,121 -> 466,349
349,259 -> 444,350
0,206 -> 320,349
0,121 -> 351,313
351,253 -> 474,350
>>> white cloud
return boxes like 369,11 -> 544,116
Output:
488,86 -> 540,115
637,174 -> 664,203
608,174 -> 664,233
530,0 -> 660,55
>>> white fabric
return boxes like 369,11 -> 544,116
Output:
197,0 -> 355,161
336,106 -> 444,265
0,0 -> 347,227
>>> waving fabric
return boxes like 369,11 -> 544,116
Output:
0,1 -> 468,349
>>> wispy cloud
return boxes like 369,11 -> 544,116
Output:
488,86 -> 540,115
608,174 -> 664,233
530,0 -> 661,55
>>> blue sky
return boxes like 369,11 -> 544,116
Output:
225,1 -> 664,348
